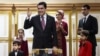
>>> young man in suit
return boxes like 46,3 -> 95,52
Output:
9,41 -> 24,56
24,1 -> 58,56
78,4 -> 98,56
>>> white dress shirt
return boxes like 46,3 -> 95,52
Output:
15,52 -> 18,56
83,14 -> 90,23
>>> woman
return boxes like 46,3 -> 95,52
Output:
14,29 -> 29,56
55,10 -> 68,56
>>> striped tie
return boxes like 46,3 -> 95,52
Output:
41,16 -> 45,30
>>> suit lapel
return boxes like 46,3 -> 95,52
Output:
85,15 -> 90,24
82,15 -> 90,29
37,15 -> 49,31
12,52 -> 15,56
82,18 -> 84,24
82,15 -> 89,26
80,18 -> 84,27
12,51 -> 18,56
44,15 -> 49,30
37,15 -> 43,31
16,51 -> 18,56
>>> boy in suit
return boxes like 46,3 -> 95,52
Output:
9,41 -> 24,56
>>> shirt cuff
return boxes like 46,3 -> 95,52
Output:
26,17 -> 31,21
26,17 -> 30,19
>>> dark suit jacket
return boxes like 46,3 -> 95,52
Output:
78,15 -> 98,46
9,50 -> 24,56
24,14 -> 58,48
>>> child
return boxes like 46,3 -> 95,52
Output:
9,41 -> 24,56
78,30 -> 92,56
14,29 -> 29,56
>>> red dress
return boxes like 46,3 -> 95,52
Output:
78,40 -> 92,56
20,40 -> 29,56
56,21 -> 68,56
15,37 -> 29,56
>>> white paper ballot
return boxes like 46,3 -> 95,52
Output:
48,49 -> 52,54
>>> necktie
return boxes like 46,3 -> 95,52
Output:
83,17 -> 86,27
41,16 -> 45,30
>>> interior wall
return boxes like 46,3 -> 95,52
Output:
0,1 -> 100,56
0,0 -> 100,4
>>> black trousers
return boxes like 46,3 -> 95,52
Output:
92,45 -> 96,56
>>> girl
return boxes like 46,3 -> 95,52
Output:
78,30 -> 92,56
14,29 -> 29,56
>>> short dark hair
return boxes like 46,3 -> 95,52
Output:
81,30 -> 89,37
83,4 -> 90,10
37,1 -> 47,9
13,41 -> 21,46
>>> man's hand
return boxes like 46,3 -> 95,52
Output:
53,46 -> 58,55
77,28 -> 83,35
78,28 -> 83,31
27,8 -> 32,18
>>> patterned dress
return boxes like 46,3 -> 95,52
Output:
56,21 -> 68,56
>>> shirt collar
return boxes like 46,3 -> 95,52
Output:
40,13 -> 47,18
85,14 -> 90,19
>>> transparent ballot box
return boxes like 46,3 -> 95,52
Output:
32,48 -> 63,56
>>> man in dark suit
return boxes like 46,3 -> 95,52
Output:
9,41 -> 24,56
24,1 -> 58,55
78,4 -> 98,56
